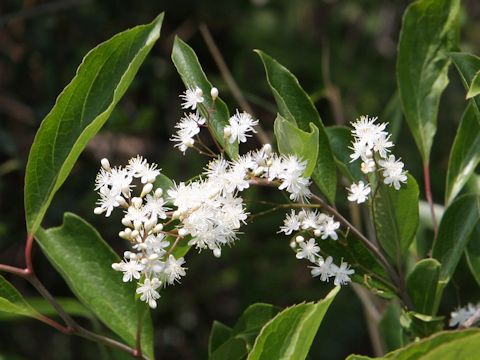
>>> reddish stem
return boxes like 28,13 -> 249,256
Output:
423,162 -> 438,239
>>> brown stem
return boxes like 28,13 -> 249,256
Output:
199,23 -> 270,145
423,161 -> 438,240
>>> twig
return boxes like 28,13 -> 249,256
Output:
199,23 -> 270,145
423,162 -> 438,240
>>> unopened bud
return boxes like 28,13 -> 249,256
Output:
262,143 -> 272,155
195,87 -> 203,97
223,126 -> 231,138
141,183 -> 153,197
178,228 -> 188,237
116,196 -> 128,207
153,223 -> 164,233
94,207 -> 104,215
121,217 -> 133,228
314,229 -> 322,237
101,158 -> 111,171
154,188 -> 163,198
132,197 -> 142,209
140,258 -> 148,265
149,254 -> 159,261
290,241 -> 297,249
213,248 -> 222,258
266,159 -> 273,167
211,87 -> 219,100
172,211 -> 181,220
131,230 -> 139,239
295,235 -> 305,243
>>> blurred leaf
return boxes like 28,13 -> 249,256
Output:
325,126 -> 363,182
247,287 -> 339,360
24,14 -> 164,234
379,303 -> 403,353
466,71 -> 480,99
451,53 -> 480,116
445,103 -> 480,205
432,195 -> 480,288
406,259 -> 441,315
404,311 -> 444,338
397,0 -> 460,161
35,213 -> 154,358
466,223 -> 480,286
347,329 -> 480,359
381,92 -> 403,143
210,337 -> 248,360
0,297 -> 91,321
372,174 -> 420,265
0,275 -> 38,319
256,50 -> 336,203
274,115 -> 319,177
154,173 -> 174,195
171,37 -> 238,159
209,321 -> 233,356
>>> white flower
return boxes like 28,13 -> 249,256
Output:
144,194 -> 168,220
373,133 -> 394,158
310,256 -> 334,281
126,156 -> 148,178
225,110 -> 259,144
180,86 -> 204,110
123,205 -> 149,227
331,261 -> 354,285
136,278 -> 161,309
449,303 -> 478,327
144,233 -> 170,255
279,210 -> 301,235
109,167 -> 133,197
163,255 -> 187,285
112,259 -> 144,282
320,216 -> 340,240
296,238 -> 320,262
347,181 -> 371,204
95,168 -> 111,191
378,155 -> 407,190
95,187 -> 120,217
351,115 -> 387,148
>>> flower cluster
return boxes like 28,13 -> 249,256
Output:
449,303 -> 480,328
95,156 -> 187,308
171,86 -> 258,154
346,116 -> 407,204
279,209 -> 354,286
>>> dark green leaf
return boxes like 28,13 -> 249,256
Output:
432,195 -> 480,287
210,337 -> 248,360
0,275 -> 39,319
397,0 -> 460,161
445,103 -> 480,205
451,53 -> 480,116
171,37 -> 237,159
406,259 -> 441,315
372,174 -> 420,265
274,115 -> 319,177
325,126 -> 363,182
247,287 -> 339,360
379,303 -> 403,353
256,50 -> 336,203
381,92 -> 403,143
209,321 -> 233,356
466,223 -> 480,286
35,213 -> 154,358
24,14 -> 164,234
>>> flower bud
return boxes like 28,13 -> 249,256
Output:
314,229 -> 322,237
178,228 -> 188,237
94,207 -> 105,215
116,196 -> 128,207
223,126 -> 231,138
101,158 -> 111,171
154,188 -> 163,198
195,87 -> 203,97
262,143 -> 272,155
295,235 -> 305,243
121,217 -> 133,228
290,241 -> 297,249
132,197 -> 142,209
211,87 -> 219,100
141,183 -> 153,197
153,223 -> 164,233
213,248 -> 222,258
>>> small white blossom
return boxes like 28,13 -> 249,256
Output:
180,86 -> 204,110
163,255 -> 187,285
296,238 -> 320,262
225,110 -> 259,144
449,303 -> 478,328
310,256 -> 334,282
112,259 -> 144,282
279,210 -> 301,235
136,278 -> 161,308
331,261 -> 354,285
378,155 -> 407,190
347,181 -> 371,204
320,217 -> 340,240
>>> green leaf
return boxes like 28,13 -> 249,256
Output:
445,103 -> 480,205
24,14 -> 164,235
432,195 -> 480,286
347,329 -> 480,360
466,223 -> 480,286
381,92 -> 403,143
209,321 -> 233,356
379,303 -> 403,353
451,53 -> 480,116
274,115 -> 319,177
0,297 -> 91,321
35,213 -> 154,359
387,329 -> 480,359
406,259 -> 441,315
325,126 -> 363,182
171,37 -> 238,159
0,275 -> 39,319
466,71 -> 480,99
403,311 -> 444,338
256,50 -> 336,203
372,174 -> 420,265
247,286 -> 339,360
396,0 -> 460,161
209,303 -> 280,359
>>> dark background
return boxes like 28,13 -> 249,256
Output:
0,0 -> 480,359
